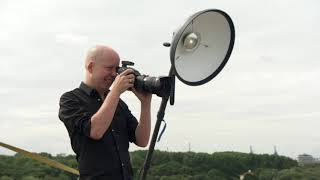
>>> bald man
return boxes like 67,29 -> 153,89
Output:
59,45 -> 152,180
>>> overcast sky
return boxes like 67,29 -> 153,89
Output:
0,0 -> 319,159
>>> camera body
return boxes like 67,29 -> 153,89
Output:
117,61 -> 172,97
117,61 -> 141,77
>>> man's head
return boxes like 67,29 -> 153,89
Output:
84,45 -> 120,93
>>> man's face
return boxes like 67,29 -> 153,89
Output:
91,54 -> 119,92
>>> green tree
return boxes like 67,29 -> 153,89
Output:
0,176 -> 14,180
207,169 -> 226,180
21,176 -> 39,180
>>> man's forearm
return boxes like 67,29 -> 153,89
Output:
90,90 -> 120,140
135,102 -> 151,147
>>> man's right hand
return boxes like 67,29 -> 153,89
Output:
111,69 -> 135,95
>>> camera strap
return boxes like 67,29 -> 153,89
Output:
156,119 -> 167,142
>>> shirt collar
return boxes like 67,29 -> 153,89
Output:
79,82 -> 95,96
79,82 -> 110,98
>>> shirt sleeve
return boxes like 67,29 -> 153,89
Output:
119,100 -> 138,143
58,92 -> 92,138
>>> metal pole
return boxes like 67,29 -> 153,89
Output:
139,96 -> 169,180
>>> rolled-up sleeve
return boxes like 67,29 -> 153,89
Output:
59,92 -> 92,138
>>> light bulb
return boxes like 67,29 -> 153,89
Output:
183,32 -> 200,51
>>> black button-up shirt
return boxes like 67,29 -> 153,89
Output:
58,82 -> 138,180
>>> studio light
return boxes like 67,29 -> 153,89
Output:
170,9 -> 235,86
140,9 -> 235,180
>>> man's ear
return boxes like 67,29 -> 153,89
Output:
87,61 -> 94,74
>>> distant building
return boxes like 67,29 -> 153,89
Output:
298,154 -> 316,165
249,146 -> 253,154
273,146 -> 278,156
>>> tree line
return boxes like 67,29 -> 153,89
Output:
0,150 -> 319,179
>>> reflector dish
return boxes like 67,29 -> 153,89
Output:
170,9 -> 235,86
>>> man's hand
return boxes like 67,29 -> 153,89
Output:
111,69 -> 135,95
132,88 -> 152,105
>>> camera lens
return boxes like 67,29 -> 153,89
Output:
117,61 -> 172,97
135,75 -> 171,97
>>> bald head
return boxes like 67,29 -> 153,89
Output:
84,45 -> 120,93
85,45 -> 120,70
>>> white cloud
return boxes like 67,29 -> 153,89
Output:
55,33 -> 89,45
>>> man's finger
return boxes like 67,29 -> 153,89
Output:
128,83 -> 134,89
127,74 -> 135,79
120,69 -> 134,76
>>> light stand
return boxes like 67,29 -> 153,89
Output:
138,9 -> 235,180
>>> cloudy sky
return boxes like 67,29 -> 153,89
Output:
0,0 -> 319,159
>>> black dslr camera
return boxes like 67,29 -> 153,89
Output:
117,61 -> 172,97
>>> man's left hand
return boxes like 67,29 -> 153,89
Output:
131,88 -> 152,105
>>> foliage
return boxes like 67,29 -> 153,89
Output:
1,150 -> 319,179
134,150 -> 298,179
0,153 -> 78,180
